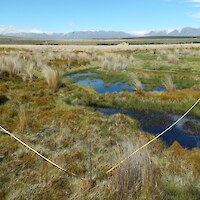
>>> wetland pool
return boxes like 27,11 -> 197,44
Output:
66,71 -> 161,93
96,107 -> 200,149
66,71 -> 200,148
66,71 -> 190,93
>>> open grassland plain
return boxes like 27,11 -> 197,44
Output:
0,44 -> 200,200
2,36 -> 200,45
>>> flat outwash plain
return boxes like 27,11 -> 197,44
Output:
0,40 -> 200,200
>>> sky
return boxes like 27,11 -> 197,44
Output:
1,0 -> 200,34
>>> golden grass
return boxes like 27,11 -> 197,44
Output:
2,43 -> 200,52
42,66 -> 62,92
163,76 -> 176,92
102,59 -> 109,70
158,89 -> 199,101
167,54 -> 179,64
18,106 -> 28,132
130,74 -> 144,93
133,78 -> 143,93
109,141 -> 158,199
0,45 -> 200,200
0,56 -> 21,78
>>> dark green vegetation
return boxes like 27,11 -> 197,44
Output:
0,44 -> 200,199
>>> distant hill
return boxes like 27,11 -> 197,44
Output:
65,31 -> 133,39
0,31 -> 133,39
1,27 -> 200,39
146,27 -> 200,37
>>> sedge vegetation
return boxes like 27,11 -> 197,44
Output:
0,44 -> 200,200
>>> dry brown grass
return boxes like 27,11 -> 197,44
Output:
156,89 -> 199,101
133,78 -> 143,93
130,74 -> 144,93
18,106 -> 28,132
0,56 -> 21,78
2,43 -> 200,52
1,45 -> 200,200
42,66 -> 62,92
102,59 -> 110,70
163,76 -> 176,92
110,141 -> 157,199
25,61 -> 35,81
167,54 -> 179,64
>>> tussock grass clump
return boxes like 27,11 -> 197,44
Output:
130,74 -> 144,93
0,56 -> 21,78
181,48 -> 191,56
25,62 -> 35,81
163,76 -> 176,92
129,55 -> 135,63
19,61 -> 37,82
42,66 -> 62,92
18,106 -> 28,132
158,49 -> 168,55
102,59 -> 110,70
113,62 -> 128,71
167,54 -> 179,64
0,52 -> 40,81
102,59 -> 127,71
158,142 -> 200,200
101,53 -> 128,72
133,78 -> 143,93
110,141 -> 157,199
49,51 -> 92,70
157,55 -> 162,61
192,84 -> 200,91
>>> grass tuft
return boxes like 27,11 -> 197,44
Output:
167,54 -> 179,64
130,74 -> 144,93
163,76 -> 176,92
110,141 -> 157,199
18,106 -> 28,132
42,66 -> 62,92
0,56 -> 21,78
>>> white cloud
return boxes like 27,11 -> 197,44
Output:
130,28 -> 179,36
130,30 -> 149,36
192,12 -> 200,18
0,25 -> 44,34
192,4 -> 200,7
188,0 -> 200,18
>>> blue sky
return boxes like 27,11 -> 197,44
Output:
1,0 -> 200,34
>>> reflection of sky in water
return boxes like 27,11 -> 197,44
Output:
66,71 -> 96,78
75,78 -> 134,93
66,72 -> 164,93
151,85 -> 165,92
66,72 -> 200,148
96,108 -> 200,149
67,71 -> 192,93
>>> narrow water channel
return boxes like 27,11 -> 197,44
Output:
66,71 -> 200,149
96,107 -> 200,149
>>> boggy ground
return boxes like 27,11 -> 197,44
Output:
0,44 -> 200,200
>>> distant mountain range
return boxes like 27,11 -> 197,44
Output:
146,27 -> 200,37
0,31 -> 133,39
1,27 -> 200,39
